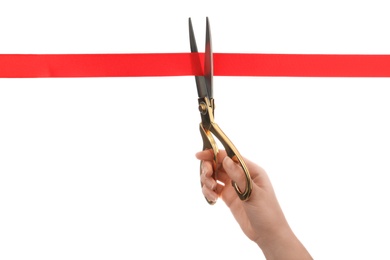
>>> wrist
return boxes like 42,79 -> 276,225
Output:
256,225 -> 312,260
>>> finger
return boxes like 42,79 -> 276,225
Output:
201,160 -> 214,177
223,156 -> 248,193
195,149 -> 227,162
202,184 -> 218,203
201,158 -> 230,188
200,161 -> 217,190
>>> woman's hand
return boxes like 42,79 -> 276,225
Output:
196,149 -> 312,260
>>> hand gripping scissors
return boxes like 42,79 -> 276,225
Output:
189,17 -> 252,204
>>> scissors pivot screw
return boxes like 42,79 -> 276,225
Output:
198,102 -> 207,114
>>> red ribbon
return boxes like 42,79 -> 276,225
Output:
1,53 -> 390,78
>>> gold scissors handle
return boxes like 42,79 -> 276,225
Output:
199,97 -> 252,204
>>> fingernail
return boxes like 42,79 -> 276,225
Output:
208,196 -> 217,203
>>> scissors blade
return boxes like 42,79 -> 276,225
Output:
189,17 -> 209,99
204,17 -> 213,99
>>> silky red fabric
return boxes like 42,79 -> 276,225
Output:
1,53 -> 390,78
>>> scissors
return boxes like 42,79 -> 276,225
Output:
189,17 -> 252,204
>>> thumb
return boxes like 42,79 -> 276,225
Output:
223,156 -> 247,193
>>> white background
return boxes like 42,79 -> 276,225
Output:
1,1 -> 390,259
